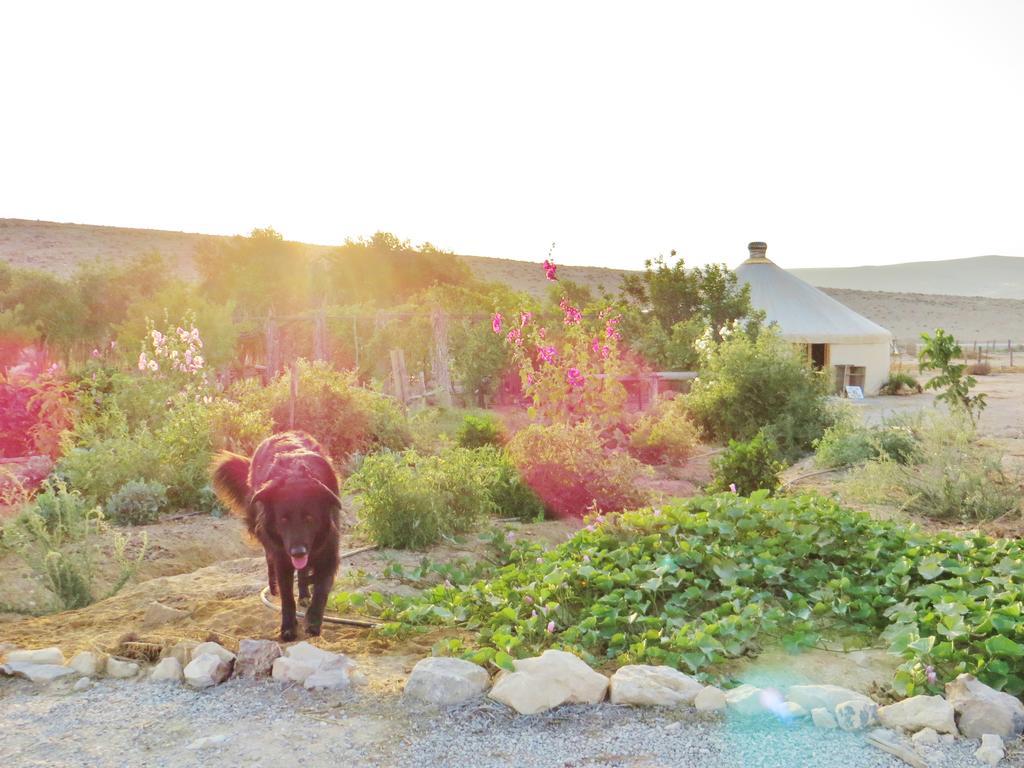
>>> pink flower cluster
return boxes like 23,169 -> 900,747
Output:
543,259 -> 558,281
492,312 -> 503,334
538,345 -> 557,364
559,298 -> 582,326
566,367 -> 585,388
140,325 -> 205,376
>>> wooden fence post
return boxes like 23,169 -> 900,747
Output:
264,310 -> 279,384
389,349 -> 409,405
313,306 -> 327,362
431,308 -> 453,407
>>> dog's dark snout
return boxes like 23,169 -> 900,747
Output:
289,545 -> 308,557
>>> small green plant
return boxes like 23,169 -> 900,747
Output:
473,447 -> 545,521
456,413 -> 505,449
814,414 -> 919,469
507,421 -> 651,517
880,371 -> 922,395
105,480 -> 168,525
2,482 -> 146,611
707,430 -> 785,495
919,329 -> 987,423
628,398 -> 700,465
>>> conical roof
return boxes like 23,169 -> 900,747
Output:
734,242 -> 892,344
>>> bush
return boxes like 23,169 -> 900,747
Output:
346,448 -> 497,549
814,414 -> 919,469
1,481 -> 145,612
507,422 -> 650,517
844,412 -> 1019,521
105,480 -> 168,525
707,430 -> 785,495
879,371 -> 922,395
628,398 -> 700,465
473,446 -> 545,521
350,493 -> 1024,695
966,362 -> 992,376
686,330 -> 832,460
456,413 -> 506,449
209,394 -> 273,454
261,360 -> 411,460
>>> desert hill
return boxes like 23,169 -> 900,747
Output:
2,218 -> 1023,344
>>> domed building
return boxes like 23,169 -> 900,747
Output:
734,242 -> 892,395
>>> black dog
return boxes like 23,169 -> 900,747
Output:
212,431 -> 341,640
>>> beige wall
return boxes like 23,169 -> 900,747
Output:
828,342 -> 891,395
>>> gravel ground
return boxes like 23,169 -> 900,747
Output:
1,677 -> 1020,768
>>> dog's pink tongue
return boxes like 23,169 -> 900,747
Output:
291,554 -> 308,570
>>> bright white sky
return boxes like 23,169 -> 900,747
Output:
2,1 -> 1022,270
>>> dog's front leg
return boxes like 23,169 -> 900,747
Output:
275,557 -> 298,641
304,568 -> 335,637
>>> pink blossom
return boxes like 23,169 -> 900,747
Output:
506,327 -> 523,347
546,620 -> 556,633
538,345 -> 557,364
492,312 -> 503,334
138,352 -> 148,371
91,348 -> 101,359
559,298 -> 582,325
566,367 -> 585,388
531,610 -> 538,618
543,259 -> 558,281
147,359 -> 159,372
925,665 -> 937,685
538,326 -> 547,340
729,483 -> 737,493
519,311 -> 532,327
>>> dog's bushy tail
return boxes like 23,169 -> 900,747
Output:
210,452 -> 251,515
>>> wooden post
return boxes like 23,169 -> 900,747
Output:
389,349 -> 408,405
646,374 -> 659,410
313,306 -> 327,362
431,308 -> 453,407
264,310 -> 279,384
288,359 -> 299,429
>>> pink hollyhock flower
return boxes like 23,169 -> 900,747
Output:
559,299 -> 582,325
729,483 -> 737,493
492,312 -> 503,334
519,311 -> 532,327
546,620 -> 556,633
566,367 -> 585,388
538,327 -> 547,340
91,348 -> 101,359
138,352 -> 148,371
538,345 -> 557,364
506,328 -> 523,347
147,359 -> 159,372
543,259 -> 558,281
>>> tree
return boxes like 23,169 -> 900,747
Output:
918,329 -> 986,423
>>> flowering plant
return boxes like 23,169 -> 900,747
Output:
137,313 -> 212,402
493,260 -> 631,427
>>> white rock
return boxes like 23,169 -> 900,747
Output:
811,707 -> 838,729
786,684 -> 873,712
724,684 -> 765,716
191,642 -> 235,664
73,677 -> 93,692
5,647 -> 65,666
184,654 -> 231,688
877,695 -> 956,734
975,733 -> 1005,766
609,665 -> 704,707
234,639 -> 282,678
105,658 -> 140,679
911,727 -> 939,747
488,649 -> 609,715
941,733 -> 956,744
187,734 -> 230,750
404,657 -> 490,705
1,661 -> 77,683
142,601 -> 189,628
304,664 -> 357,691
150,657 -> 184,682
835,698 -> 879,731
945,673 -> 1024,739
68,651 -> 101,677
694,686 -> 728,713
783,701 -> 808,718
271,657 -> 317,684
166,640 -> 199,668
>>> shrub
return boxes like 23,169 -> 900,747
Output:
346,448 -> 496,549
844,412 -> 1019,521
349,493 -> 1024,695
209,395 -> 273,454
966,362 -> 992,376
57,418 -> 164,506
262,360 -> 411,460
507,422 -> 650,517
686,330 -> 832,460
814,414 -> 919,468
105,480 -> 168,525
706,430 -> 785,495
628,398 -> 700,465
919,329 -> 986,423
1,481 -> 146,612
880,371 -> 922,395
0,369 -> 75,459
473,446 -> 545,521
456,413 -> 505,449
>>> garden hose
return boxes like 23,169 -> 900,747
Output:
258,544 -> 382,629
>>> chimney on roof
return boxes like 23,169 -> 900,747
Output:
748,242 -> 767,259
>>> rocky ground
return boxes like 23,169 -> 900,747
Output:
3,675 -> 1021,768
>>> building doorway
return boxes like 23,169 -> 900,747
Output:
809,343 -> 828,371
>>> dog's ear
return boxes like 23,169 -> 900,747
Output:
210,452 -> 251,515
